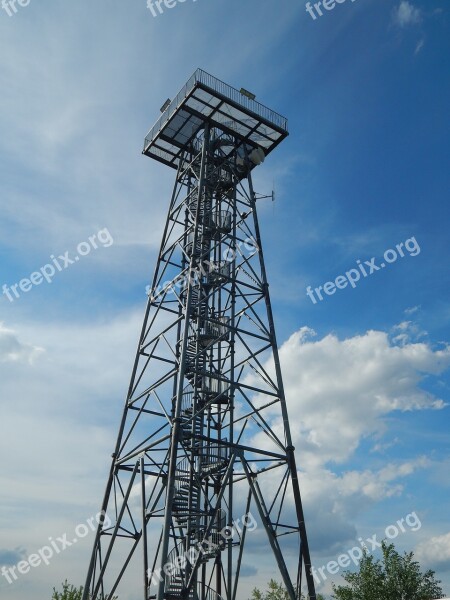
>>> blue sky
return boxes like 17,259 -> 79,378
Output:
0,0 -> 449,598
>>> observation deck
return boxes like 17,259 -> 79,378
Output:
143,68 -> 288,170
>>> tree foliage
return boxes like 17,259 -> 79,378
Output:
51,581 -> 118,600
249,578 -> 325,600
52,581 -> 84,600
332,541 -> 444,600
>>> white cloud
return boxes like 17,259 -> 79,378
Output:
0,310 -> 146,596
299,457 -> 429,553
391,320 -> 427,346
246,326 -> 450,553
392,1 -> 422,28
0,310 -> 143,507
416,532 -> 450,571
268,327 -> 450,469
0,323 -> 44,364
415,38 -> 425,55
371,437 -> 400,453
338,458 -> 430,502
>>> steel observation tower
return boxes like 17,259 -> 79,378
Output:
82,68 -> 316,600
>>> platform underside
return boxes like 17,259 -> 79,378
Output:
143,69 -> 288,170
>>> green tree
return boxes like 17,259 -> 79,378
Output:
52,581 -> 83,600
51,581 -> 118,600
249,579 -> 325,600
332,541 -> 444,600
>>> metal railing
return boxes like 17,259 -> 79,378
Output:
195,69 -> 287,131
144,69 -> 288,152
202,374 -> 229,396
198,316 -> 229,344
201,443 -> 228,475
204,211 -> 232,233
204,260 -> 231,284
